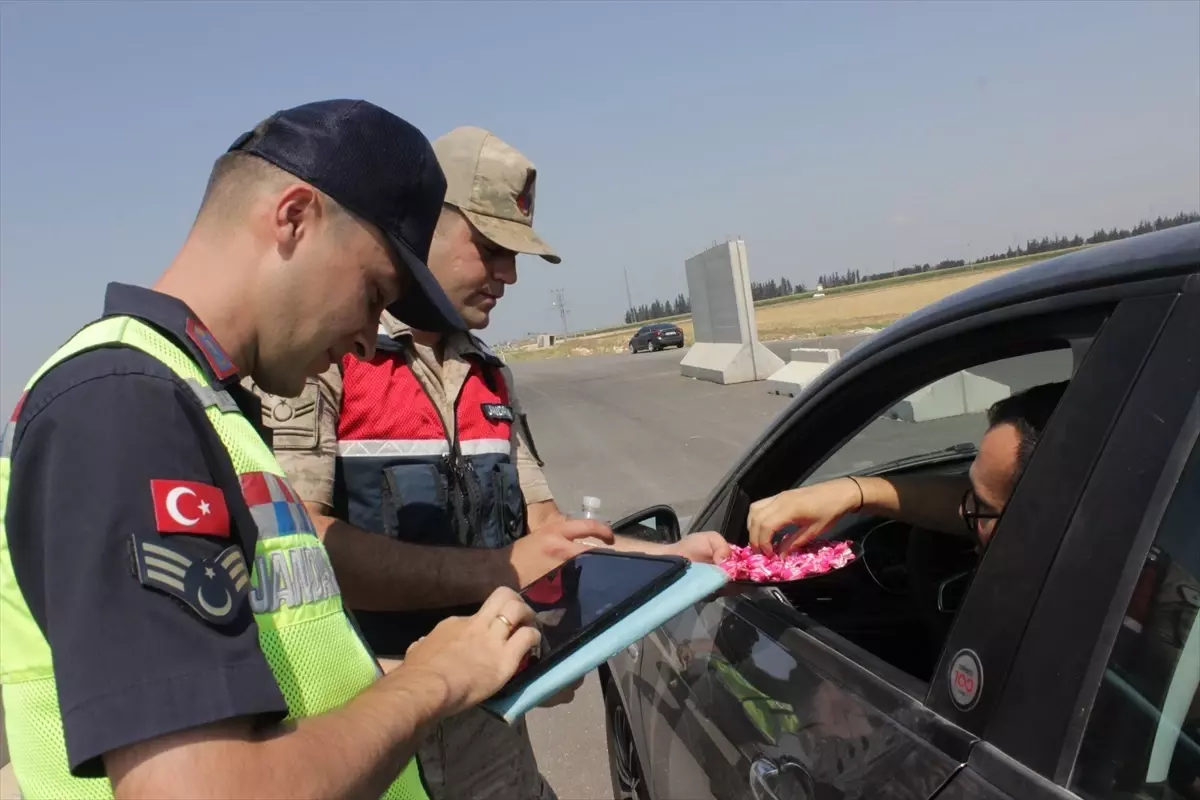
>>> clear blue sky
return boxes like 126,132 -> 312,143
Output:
2,1 -> 1198,413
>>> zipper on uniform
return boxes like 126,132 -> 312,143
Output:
408,347 -> 475,545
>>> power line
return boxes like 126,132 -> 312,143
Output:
550,288 -> 570,336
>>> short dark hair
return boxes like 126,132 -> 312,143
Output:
986,380 -> 1069,487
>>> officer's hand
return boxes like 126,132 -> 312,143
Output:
747,478 -> 862,557
508,519 -> 614,588
399,587 -> 541,717
668,531 -> 733,565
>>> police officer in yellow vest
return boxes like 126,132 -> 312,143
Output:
0,100 -> 544,800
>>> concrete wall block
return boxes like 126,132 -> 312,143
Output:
685,239 -> 762,347
681,342 -> 784,385
765,360 -> 832,397
789,347 -> 841,365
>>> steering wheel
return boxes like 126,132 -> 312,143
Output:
858,518 -> 916,595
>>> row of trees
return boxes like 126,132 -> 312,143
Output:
625,276 -> 812,323
625,210 -> 1199,324
624,293 -> 691,324
750,276 -> 807,301
822,211 -> 1200,288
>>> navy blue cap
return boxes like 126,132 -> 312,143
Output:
227,99 -> 466,333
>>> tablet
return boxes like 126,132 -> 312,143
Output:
483,561 -> 730,724
515,550 -> 688,681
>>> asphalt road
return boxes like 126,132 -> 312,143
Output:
515,335 -> 870,526
512,335 -> 1071,800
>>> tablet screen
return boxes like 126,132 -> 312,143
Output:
520,551 -> 684,657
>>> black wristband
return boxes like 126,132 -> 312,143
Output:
848,476 -> 864,512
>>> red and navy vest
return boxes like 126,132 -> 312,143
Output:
332,335 -> 526,655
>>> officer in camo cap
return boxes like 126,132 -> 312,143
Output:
250,126 -> 730,800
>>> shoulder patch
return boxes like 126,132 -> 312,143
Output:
129,534 -> 250,626
149,479 -> 230,537
258,380 -> 322,450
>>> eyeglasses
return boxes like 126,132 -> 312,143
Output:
961,487 -> 1003,541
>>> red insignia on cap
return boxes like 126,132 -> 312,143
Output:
515,171 -> 535,217
186,318 -> 238,380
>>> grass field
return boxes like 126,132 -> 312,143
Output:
505,262 -> 1026,362
537,245 -> 1087,346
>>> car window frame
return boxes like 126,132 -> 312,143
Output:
689,274 -> 1194,540
699,286 -> 1185,742
973,283 -> 1200,784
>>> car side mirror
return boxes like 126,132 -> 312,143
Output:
937,569 -> 974,613
610,505 -> 682,545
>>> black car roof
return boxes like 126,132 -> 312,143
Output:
840,222 -> 1200,368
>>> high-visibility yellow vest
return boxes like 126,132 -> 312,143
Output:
0,315 -> 429,799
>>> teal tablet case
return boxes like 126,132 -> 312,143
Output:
482,562 -> 730,724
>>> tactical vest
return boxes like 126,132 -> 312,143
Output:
0,316 -> 428,800
333,335 -> 526,655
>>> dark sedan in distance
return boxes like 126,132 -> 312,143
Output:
629,323 -> 686,353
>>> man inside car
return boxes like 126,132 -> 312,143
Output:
749,380 -> 1070,556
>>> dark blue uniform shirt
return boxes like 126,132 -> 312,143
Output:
4,283 -> 287,777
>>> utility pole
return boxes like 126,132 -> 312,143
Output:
551,289 -> 570,336
623,268 -> 634,315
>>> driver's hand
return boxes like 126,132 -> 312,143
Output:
748,478 -> 863,557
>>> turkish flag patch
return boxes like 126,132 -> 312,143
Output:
150,479 -> 231,537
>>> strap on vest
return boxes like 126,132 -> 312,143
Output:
518,412 -> 545,468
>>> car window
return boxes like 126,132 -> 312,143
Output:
761,344 -> 1077,688
801,348 -> 1076,486
1070,436 -> 1200,799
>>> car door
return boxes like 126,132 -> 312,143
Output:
934,283 -> 1200,799
634,286 -> 1181,799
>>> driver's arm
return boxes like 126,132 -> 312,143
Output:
859,474 -> 972,536
749,473 -> 971,556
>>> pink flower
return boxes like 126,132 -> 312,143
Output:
719,541 -> 856,583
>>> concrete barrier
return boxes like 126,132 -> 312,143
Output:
681,342 -> 784,385
766,348 -> 841,397
887,370 -> 1010,422
680,240 -> 784,385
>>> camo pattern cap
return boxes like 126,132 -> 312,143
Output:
433,126 -> 561,264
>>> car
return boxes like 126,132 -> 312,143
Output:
629,323 -> 686,353
601,223 -> 1200,800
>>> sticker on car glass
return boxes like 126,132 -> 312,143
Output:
949,648 -> 983,710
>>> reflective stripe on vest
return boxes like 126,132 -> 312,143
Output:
0,316 -> 428,800
337,438 -> 511,458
